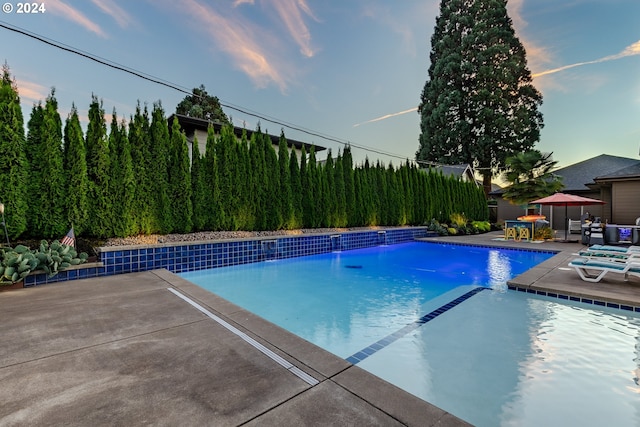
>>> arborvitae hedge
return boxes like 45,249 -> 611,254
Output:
190,135 -> 207,231
2,88 -> 488,240
86,96 -> 111,238
169,117 -> 193,234
30,91 -> 66,238
0,65 -> 28,239
63,106 -> 89,235
109,113 -> 136,238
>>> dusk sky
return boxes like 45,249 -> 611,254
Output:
1,0 -> 639,173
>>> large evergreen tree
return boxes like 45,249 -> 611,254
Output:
417,0 -> 543,195
0,63 -> 28,239
63,105 -> 89,235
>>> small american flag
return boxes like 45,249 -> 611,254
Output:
61,227 -> 75,247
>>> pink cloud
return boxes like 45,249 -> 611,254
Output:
91,0 -> 133,28
270,0 -> 318,58
15,79 -> 48,104
47,0 -> 107,38
171,0 -> 291,91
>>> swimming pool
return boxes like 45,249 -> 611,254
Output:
180,242 -> 640,427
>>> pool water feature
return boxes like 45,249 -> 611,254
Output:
180,242 -> 640,427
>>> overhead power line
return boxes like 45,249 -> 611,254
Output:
0,20 -> 447,167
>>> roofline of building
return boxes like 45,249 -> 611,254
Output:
169,113 -> 327,152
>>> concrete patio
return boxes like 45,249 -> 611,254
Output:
2,231 -> 639,426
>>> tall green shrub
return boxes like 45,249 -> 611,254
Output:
0,64 -> 28,239
321,151 -> 335,227
27,90 -> 66,238
263,132 -> 280,230
203,126 -> 222,230
277,132 -> 293,229
190,136 -> 207,231
288,148 -> 303,229
249,130 -> 266,230
63,105 -> 89,235
85,95 -> 111,237
168,116 -> 193,233
149,103 -> 172,234
234,130 -> 253,230
129,104 -> 154,234
333,152 -> 347,227
300,145 -> 312,228
109,112 -> 136,237
306,147 -> 319,227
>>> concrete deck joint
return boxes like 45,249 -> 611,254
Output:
167,287 -> 320,386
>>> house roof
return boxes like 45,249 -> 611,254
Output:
169,113 -> 326,152
594,162 -> 640,181
490,154 -> 640,195
434,164 -> 471,176
553,154 -> 640,191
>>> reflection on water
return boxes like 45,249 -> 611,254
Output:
487,249 -> 513,289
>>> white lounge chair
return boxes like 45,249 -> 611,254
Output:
586,245 -> 640,254
577,249 -> 640,263
569,258 -> 640,283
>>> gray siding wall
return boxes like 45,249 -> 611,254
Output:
612,182 -> 640,224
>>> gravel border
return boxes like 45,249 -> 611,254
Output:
102,227 -> 409,247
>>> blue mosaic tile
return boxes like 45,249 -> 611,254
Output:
346,287 -> 486,364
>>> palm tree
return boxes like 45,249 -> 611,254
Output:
502,150 -> 563,211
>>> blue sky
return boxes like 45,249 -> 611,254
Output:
1,0 -> 639,173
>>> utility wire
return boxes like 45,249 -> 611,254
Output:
1,20 -> 446,167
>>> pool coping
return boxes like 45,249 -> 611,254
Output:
418,232 -> 640,311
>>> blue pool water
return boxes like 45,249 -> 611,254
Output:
180,242 -> 640,427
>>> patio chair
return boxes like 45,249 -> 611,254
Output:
568,258 -> 640,283
505,227 -> 517,241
